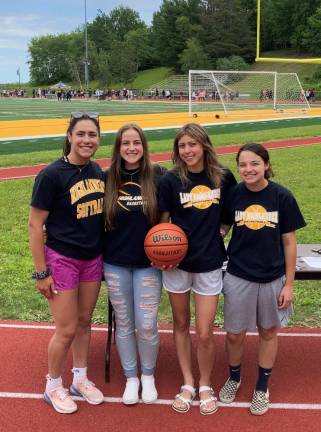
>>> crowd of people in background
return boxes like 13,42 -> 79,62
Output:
0,86 -> 319,103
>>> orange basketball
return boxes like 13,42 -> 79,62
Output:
144,223 -> 188,267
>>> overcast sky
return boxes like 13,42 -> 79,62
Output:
0,0 -> 163,84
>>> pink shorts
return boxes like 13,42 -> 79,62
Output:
45,246 -> 103,291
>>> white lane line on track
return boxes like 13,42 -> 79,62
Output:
0,392 -> 321,410
1,323 -> 321,337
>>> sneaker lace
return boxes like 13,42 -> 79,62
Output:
53,387 -> 69,401
78,378 -> 95,389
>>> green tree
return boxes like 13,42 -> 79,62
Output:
151,0 -> 202,69
87,10 -> 115,54
94,51 -> 113,86
290,0 -> 321,51
108,41 -> 137,84
216,55 -> 249,70
302,7 -> 321,55
125,27 -> 153,70
28,33 -> 84,84
200,0 -> 255,62
109,7 -> 145,41
179,37 -> 211,72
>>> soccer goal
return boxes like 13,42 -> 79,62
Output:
188,70 -> 310,116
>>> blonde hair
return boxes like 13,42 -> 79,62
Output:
172,123 -> 223,187
104,123 -> 159,229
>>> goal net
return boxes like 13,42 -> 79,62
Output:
189,70 -> 310,116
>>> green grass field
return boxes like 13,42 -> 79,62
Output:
0,96 -> 320,326
1,116 -> 321,168
0,144 -> 320,325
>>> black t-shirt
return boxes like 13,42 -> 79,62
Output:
31,158 -> 105,260
158,168 -> 237,272
225,181 -> 306,283
103,165 -> 166,267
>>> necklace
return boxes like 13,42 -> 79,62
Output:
63,155 -> 89,172
121,168 -> 140,181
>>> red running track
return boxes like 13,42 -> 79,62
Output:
1,136 -> 321,181
1,322 -> 321,432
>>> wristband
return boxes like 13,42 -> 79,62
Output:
31,269 -> 52,280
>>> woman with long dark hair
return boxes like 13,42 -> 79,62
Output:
29,112 -> 105,414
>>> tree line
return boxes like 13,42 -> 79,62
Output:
28,0 -> 321,86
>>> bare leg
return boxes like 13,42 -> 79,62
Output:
194,293 -> 219,414
257,326 -> 278,368
169,291 -> 194,409
225,332 -> 247,367
71,280 -> 101,367
48,290 -> 78,378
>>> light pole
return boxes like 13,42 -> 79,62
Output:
17,68 -> 21,87
84,0 -> 89,91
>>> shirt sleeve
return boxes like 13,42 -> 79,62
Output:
279,189 -> 306,234
31,171 -> 58,211
221,169 -> 237,225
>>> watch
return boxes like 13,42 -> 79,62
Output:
31,269 -> 52,280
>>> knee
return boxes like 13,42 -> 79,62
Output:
173,317 -> 190,334
226,332 -> 245,346
77,314 -> 92,331
197,329 -> 213,346
258,327 -> 277,341
55,325 -> 77,344
138,321 -> 158,342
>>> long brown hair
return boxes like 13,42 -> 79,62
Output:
104,123 -> 159,229
63,114 -> 100,156
172,123 -> 223,187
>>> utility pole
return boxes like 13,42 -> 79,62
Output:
84,0 -> 89,92
17,68 -> 21,87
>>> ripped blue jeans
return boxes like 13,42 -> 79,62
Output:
103,263 -> 162,378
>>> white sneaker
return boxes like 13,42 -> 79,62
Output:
141,374 -> 158,404
122,377 -> 140,405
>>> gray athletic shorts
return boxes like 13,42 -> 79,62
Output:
163,268 -> 222,296
223,272 -> 293,333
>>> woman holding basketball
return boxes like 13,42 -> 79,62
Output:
218,143 -> 305,415
103,124 -> 165,405
28,112 -> 105,414
158,123 -> 236,415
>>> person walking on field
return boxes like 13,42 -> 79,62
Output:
158,123 -> 236,415
103,124 -> 166,406
28,112 -> 105,414
219,143 -> 305,415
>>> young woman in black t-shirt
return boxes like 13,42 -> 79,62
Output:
103,124 -> 164,406
158,123 -> 236,415
219,143 -> 305,415
29,113 -> 105,414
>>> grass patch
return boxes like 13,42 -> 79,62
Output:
1,117 -> 321,168
0,145 -> 320,326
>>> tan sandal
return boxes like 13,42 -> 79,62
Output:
199,386 -> 218,416
172,384 -> 196,414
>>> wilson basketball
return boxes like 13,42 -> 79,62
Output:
144,223 -> 188,267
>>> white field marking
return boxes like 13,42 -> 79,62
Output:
1,392 -> 321,410
0,175 -> 37,180
1,114 -> 321,142
1,322 -> 321,338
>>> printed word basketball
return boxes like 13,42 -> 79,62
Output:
144,223 -> 188,267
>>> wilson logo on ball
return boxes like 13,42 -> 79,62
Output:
152,234 -> 183,243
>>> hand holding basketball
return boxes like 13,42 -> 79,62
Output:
144,223 -> 188,269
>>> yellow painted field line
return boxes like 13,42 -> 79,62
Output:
0,108 -> 321,139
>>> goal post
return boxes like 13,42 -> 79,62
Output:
188,70 -> 310,116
